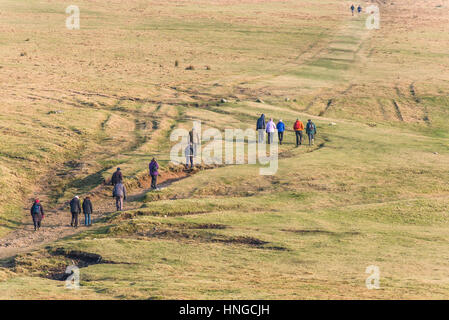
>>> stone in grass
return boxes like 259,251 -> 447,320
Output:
329,122 -> 337,126
185,65 -> 195,70
48,110 -> 64,114
256,98 -> 265,104
221,98 -> 228,103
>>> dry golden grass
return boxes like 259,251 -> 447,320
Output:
0,0 -> 448,299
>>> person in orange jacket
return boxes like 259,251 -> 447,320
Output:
293,118 -> 304,147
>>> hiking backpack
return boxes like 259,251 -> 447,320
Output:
32,204 -> 40,215
307,122 -> 314,131
294,122 -> 300,130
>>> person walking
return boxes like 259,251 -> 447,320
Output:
113,181 -> 127,211
111,167 -> 123,186
357,5 -> 362,14
82,196 -> 93,226
189,128 -> 200,161
185,142 -> 194,169
70,195 -> 81,228
30,199 -> 44,231
350,4 -> 355,15
306,119 -> 317,146
293,118 -> 304,147
266,118 -> 276,144
276,119 -> 285,145
149,158 -> 159,190
256,114 -> 266,143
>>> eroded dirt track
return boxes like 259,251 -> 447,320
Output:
0,172 -> 190,260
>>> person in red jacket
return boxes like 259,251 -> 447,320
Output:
293,118 -> 304,147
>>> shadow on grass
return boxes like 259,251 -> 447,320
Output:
66,168 -> 109,195
0,217 -> 22,231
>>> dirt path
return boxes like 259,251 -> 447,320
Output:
0,172 -> 191,260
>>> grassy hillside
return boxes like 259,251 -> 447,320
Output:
0,0 -> 448,299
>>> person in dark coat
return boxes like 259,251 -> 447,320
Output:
30,199 -> 44,231
82,196 -> 93,226
70,195 -> 81,228
350,4 -> 355,15
149,158 -> 159,190
111,167 -> 123,186
357,5 -> 362,13
306,119 -> 317,146
185,143 -> 194,169
256,114 -> 266,143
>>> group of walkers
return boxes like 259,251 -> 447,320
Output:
68,195 -> 93,228
350,4 -> 362,16
30,159 -> 161,231
29,114 -> 317,231
29,195 -> 93,231
256,114 -> 317,147
110,161 -> 160,212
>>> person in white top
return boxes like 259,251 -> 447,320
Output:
265,118 -> 276,144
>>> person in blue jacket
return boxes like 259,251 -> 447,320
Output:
350,4 -> 355,16
357,5 -> 362,14
276,119 -> 285,145
256,114 -> 266,143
